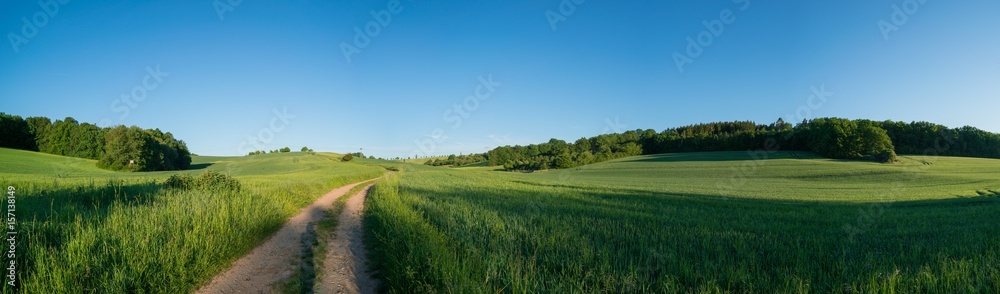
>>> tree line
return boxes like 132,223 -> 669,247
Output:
424,153 -> 487,167
443,118 -> 1000,171
0,113 -> 191,172
246,146 -> 297,155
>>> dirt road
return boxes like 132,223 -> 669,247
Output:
315,185 -> 377,294
196,179 -> 376,294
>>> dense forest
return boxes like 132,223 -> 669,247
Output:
437,118 -> 1000,171
0,113 -> 191,172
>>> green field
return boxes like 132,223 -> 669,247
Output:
0,148 -> 385,293
364,151 -> 1000,292
3,147 -> 998,293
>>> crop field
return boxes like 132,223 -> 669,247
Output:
364,151 -> 1000,292
0,148 -> 385,293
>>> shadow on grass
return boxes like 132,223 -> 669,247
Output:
382,178 -> 1000,292
616,151 -> 823,163
17,180 -> 162,246
187,163 -> 213,170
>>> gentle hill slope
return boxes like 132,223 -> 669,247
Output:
518,151 -> 1000,201
365,151 -> 1000,292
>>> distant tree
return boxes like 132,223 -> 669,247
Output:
99,126 -> 151,172
0,113 -> 35,150
342,154 -> 354,162
856,121 -> 896,162
280,147 -> 291,153
96,125 -> 191,172
553,153 -> 575,169
301,146 -> 309,152
25,116 -> 51,151
806,118 -> 895,162
0,113 -> 191,171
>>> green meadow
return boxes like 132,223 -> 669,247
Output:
0,148 -> 385,293
2,146 -> 998,293
364,151 -> 1000,293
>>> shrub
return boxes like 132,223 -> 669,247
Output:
164,170 -> 241,191
197,170 -> 242,191
342,154 -> 354,162
164,174 -> 195,190
869,149 -> 898,163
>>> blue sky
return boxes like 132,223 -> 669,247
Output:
2,1 -> 998,158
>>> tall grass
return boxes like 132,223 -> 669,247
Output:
364,156 -> 1000,293
0,150 -> 384,293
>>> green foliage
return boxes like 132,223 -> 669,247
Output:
280,147 -> 291,153
423,153 -> 486,167
196,170 -> 241,191
477,118 -> 999,171
342,154 -> 354,162
39,117 -> 106,159
300,146 -> 309,152
97,125 -> 191,172
807,118 -> 897,162
246,150 -> 269,156
164,173 -> 195,189
0,112 -> 36,150
0,113 -> 191,172
165,171 -> 242,192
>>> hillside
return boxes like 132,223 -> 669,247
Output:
0,147 -> 386,292
522,151 -> 1000,201
364,151 -> 1000,292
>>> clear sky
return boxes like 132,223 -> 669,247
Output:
2,1 -> 998,158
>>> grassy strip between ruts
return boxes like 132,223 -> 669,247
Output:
276,178 -> 380,294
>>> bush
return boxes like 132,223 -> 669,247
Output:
869,149 -> 898,163
807,118 -> 896,163
164,170 -> 241,191
197,170 -> 242,191
342,154 -> 354,162
164,174 -> 195,190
